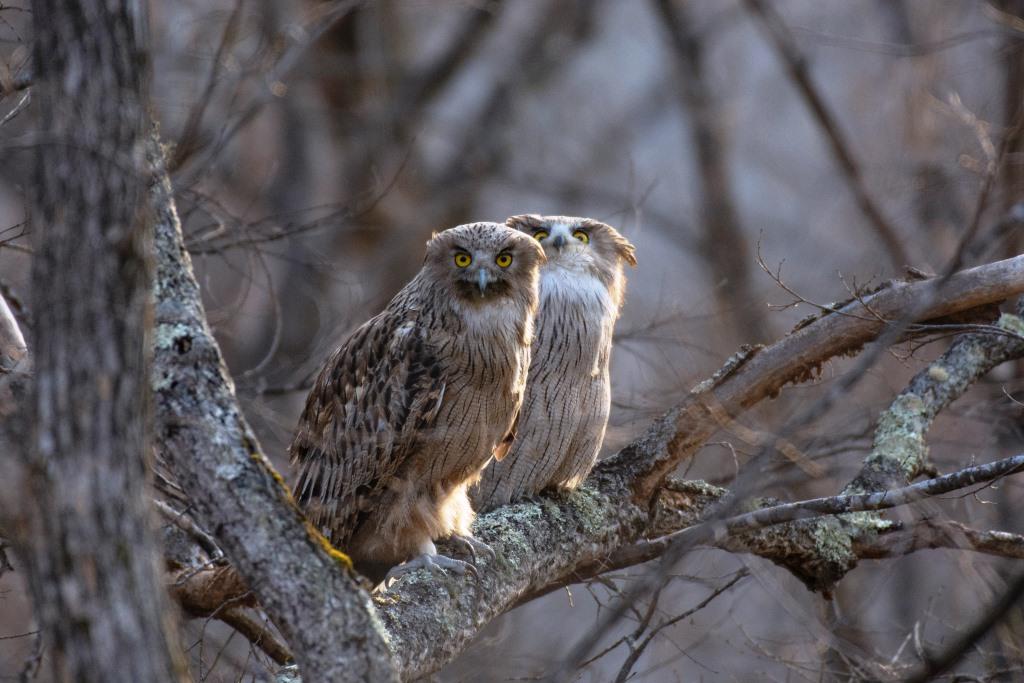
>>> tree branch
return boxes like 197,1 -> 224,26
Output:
147,134 -> 399,682
605,255 -> 1024,502
374,286 -> 1024,678
855,519 -> 1024,561
673,453 -> 1024,546
0,291 -> 26,374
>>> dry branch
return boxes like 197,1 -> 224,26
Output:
147,135 -> 399,682
855,520 -> 1024,561
679,453 -> 1024,544
0,292 -> 26,373
604,255 -> 1024,501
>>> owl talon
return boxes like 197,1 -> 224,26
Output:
383,552 -> 479,587
448,533 -> 495,564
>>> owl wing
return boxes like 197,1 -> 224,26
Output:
289,305 -> 445,547
493,406 -> 519,462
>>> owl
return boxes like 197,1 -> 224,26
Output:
472,215 -> 636,511
290,222 -> 545,583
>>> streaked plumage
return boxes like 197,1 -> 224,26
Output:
472,215 -> 636,511
290,222 -> 544,582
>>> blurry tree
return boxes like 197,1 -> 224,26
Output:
1,1 -> 1024,682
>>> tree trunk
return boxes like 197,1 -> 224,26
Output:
22,1 -> 187,680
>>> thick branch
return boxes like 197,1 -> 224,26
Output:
715,306 -> 1024,590
153,225 -> 1023,680
603,255 -> 1024,501
147,135 -> 398,682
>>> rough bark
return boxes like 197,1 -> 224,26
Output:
20,2 -> 188,680
148,136 -> 399,682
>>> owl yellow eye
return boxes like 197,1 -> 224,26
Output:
573,230 -> 590,244
454,252 -> 472,268
533,230 -> 549,241
495,253 -> 513,268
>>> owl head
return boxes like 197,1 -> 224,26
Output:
424,222 -> 546,303
506,215 -> 637,281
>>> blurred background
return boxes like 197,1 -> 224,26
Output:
1,0 -> 1023,680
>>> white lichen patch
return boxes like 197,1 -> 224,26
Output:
154,321 -> 193,349
927,365 -> 949,382
998,312 -> 1024,336
810,519 -> 855,567
214,461 -> 244,481
867,393 -> 927,474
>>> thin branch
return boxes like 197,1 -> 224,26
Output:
612,570 -> 748,683
741,0 -> 910,270
906,571 -> 1024,683
672,453 -> 1024,547
652,0 -> 769,343
605,255 -> 1024,501
0,70 -> 31,98
855,519 -> 1024,561
0,291 -> 27,373
154,499 -> 223,561
214,607 -> 292,666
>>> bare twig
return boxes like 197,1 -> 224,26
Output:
154,499 -> 223,560
906,571 -> 1024,683
673,453 -> 1024,546
855,519 -> 1024,561
612,570 -> 748,683
742,0 -> 910,270
0,291 -> 27,373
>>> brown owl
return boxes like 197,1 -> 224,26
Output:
472,215 -> 636,511
290,222 -> 545,583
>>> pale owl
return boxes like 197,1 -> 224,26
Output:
290,222 -> 545,583
472,215 -> 636,511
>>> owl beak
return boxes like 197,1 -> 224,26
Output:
552,234 -> 566,251
477,269 -> 490,296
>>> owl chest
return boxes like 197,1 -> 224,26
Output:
418,307 -> 528,462
535,270 -> 616,375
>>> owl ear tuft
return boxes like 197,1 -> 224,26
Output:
582,219 -> 637,266
506,214 -> 545,232
618,239 -> 638,267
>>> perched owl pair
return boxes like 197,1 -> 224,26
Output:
289,215 -> 636,583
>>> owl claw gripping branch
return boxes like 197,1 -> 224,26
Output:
289,222 -> 544,586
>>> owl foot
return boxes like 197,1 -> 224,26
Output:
382,552 -> 479,588
448,533 -> 495,564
